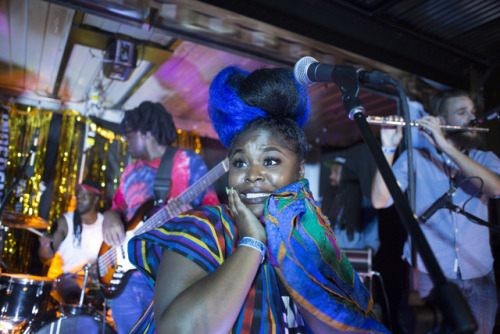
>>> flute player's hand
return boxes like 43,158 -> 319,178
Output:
380,115 -> 403,150
417,116 -> 452,152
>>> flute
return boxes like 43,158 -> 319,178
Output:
366,116 -> 489,132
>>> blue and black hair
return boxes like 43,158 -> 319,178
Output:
208,66 -> 311,163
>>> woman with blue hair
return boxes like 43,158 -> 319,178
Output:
128,66 -> 389,333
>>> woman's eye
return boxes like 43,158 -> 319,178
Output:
264,157 -> 280,166
232,159 -> 246,168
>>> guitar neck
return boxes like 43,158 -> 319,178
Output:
133,158 -> 229,236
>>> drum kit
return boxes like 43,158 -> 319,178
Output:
0,212 -> 116,334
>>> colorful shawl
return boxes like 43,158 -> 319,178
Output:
264,179 -> 390,333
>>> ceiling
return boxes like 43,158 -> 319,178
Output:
1,0 -> 499,150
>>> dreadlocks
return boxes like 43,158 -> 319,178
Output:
120,101 -> 177,145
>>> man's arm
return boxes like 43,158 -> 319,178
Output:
38,215 -> 68,262
418,116 -> 500,197
371,126 -> 403,208
439,144 -> 500,197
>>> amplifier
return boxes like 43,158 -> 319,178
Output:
343,248 -> 372,277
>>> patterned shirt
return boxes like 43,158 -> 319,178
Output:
111,148 -> 219,222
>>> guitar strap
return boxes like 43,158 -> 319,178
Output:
153,146 -> 178,206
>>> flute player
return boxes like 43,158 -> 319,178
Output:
371,90 -> 500,333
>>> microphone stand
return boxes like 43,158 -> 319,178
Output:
79,264 -> 91,307
336,75 -> 477,333
445,202 -> 500,234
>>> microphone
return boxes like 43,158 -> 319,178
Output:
25,128 -> 40,178
470,106 -> 500,126
293,56 -> 393,87
419,185 -> 457,223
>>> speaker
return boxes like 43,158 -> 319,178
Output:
102,39 -> 138,81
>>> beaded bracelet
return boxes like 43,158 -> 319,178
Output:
382,146 -> 397,154
239,237 -> 266,263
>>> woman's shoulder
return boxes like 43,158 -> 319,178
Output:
135,204 -> 235,271
158,204 -> 233,235
179,204 -> 228,217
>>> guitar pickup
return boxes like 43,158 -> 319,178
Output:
113,272 -> 124,278
110,279 -> 122,285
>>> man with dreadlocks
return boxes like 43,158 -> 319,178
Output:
102,101 -> 220,334
39,179 -> 104,304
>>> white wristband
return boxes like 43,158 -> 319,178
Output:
382,146 -> 397,154
239,237 -> 266,263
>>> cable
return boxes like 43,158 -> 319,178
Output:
371,270 -> 393,333
458,175 -> 484,212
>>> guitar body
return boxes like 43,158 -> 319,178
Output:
96,158 -> 229,299
97,200 -> 156,299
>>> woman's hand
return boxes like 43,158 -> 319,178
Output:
227,187 -> 267,243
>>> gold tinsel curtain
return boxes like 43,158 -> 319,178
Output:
2,104 -> 52,274
5,104 -> 52,216
3,105 -> 203,220
176,129 -> 202,154
0,102 -> 203,274
1,104 -> 131,273
51,113 -> 131,219
4,107 -> 203,221
83,123 -> 127,210
49,110 -> 85,220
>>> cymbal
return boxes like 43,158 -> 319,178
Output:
0,211 -> 50,229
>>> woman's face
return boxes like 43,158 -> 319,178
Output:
228,128 -> 304,218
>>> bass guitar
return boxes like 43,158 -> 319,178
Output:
97,158 -> 229,298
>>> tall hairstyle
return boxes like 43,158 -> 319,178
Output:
73,179 -> 102,246
430,90 -> 470,117
208,66 -> 311,164
120,101 -> 178,145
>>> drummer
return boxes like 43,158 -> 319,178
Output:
38,180 -> 104,305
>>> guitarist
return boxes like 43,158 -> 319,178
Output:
102,101 -> 220,334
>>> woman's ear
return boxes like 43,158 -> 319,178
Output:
298,160 -> 306,178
